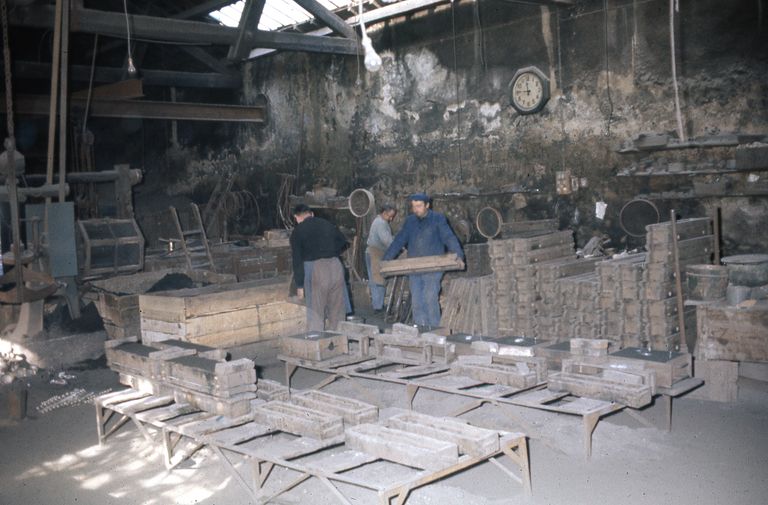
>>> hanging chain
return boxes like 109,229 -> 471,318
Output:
1,0 -> 15,140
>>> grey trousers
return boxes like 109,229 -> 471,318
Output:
305,257 -> 346,332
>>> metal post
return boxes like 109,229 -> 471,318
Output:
57,0 -> 69,202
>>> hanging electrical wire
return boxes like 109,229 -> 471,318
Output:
450,0 -> 463,181
82,34 -> 99,135
122,0 -> 137,76
603,0 -> 614,137
669,0 -> 686,142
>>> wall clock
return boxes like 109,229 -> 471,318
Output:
509,66 -> 550,115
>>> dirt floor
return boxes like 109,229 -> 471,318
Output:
1,337 -> 768,505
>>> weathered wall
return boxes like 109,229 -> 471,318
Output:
201,0 -> 768,252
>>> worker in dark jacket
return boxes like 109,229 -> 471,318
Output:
383,193 -> 464,328
290,204 -> 348,331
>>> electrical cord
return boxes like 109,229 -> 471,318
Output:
669,0 -> 686,142
603,0 -> 614,137
122,0 -> 136,75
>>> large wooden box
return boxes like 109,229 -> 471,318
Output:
139,276 -> 305,347
696,300 -> 768,362
92,269 -> 236,339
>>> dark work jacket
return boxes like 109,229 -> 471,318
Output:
290,216 -> 347,286
383,210 -> 464,261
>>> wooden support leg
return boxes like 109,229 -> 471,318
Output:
285,363 -> 298,392
162,429 -> 174,468
498,437 -> 532,495
583,413 -> 601,460
95,403 -> 105,445
406,384 -> 419,410
664,394 -> 673,432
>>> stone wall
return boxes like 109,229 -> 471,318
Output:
165,0 -> 768,253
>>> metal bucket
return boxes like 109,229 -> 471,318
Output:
721,254 -> 768,287
686,264 -> 728,301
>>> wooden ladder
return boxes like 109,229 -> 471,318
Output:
169,203 -> 215,271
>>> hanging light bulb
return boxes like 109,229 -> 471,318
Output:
359,0 -> 382,73
123,0 -> 138,78
126,56 -> 137,77
361,36 -> 381,73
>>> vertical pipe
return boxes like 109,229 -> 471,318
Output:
57,0 -> 70,202
44,0 -> 63,234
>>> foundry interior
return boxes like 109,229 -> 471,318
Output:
1,1 -> 767,504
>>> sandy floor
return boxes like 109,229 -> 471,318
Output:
2,348 -> 767,505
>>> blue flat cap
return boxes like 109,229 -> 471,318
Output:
408,192 -> 430,202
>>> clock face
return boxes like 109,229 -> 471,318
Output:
509,67 -> 550,114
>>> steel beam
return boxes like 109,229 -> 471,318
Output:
10,4 -> 361,55
229,0 -> 268,61
9,5 -> 238,45
2,95 -> 266,123
251,30 -> 360,55
10,61 -> 241,88
292,0 -> 358,40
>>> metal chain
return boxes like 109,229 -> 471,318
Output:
1,0 -> 15,139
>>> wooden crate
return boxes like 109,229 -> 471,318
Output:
92,269 -> 236,340
139,276 -> 306,347
696,300 -> 768,362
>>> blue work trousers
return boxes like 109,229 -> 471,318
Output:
365,251 -> 387,310
408,271 -> 443,328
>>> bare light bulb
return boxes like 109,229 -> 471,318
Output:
362,36 -> 381,73
126,56 -> 138,77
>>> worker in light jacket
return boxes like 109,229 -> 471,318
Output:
290,204 -> 348,331
383,193 -> 464,328
365,203 -> 397,312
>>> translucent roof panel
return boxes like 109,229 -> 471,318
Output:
209,0 -> 355,31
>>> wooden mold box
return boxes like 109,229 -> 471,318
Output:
280,331 -> 349,361
92,268 -> 236,339
609,347 -> 692,389
139,276 -> 306,347
548,359 -> 656,408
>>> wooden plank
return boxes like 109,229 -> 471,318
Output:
646,235 -> 714,264
345,423 -> 458,470
380,253 -> 464,277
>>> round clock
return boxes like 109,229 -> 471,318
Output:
509,66 -> 550,115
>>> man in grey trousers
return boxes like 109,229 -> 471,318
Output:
290,204 -> 348,331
